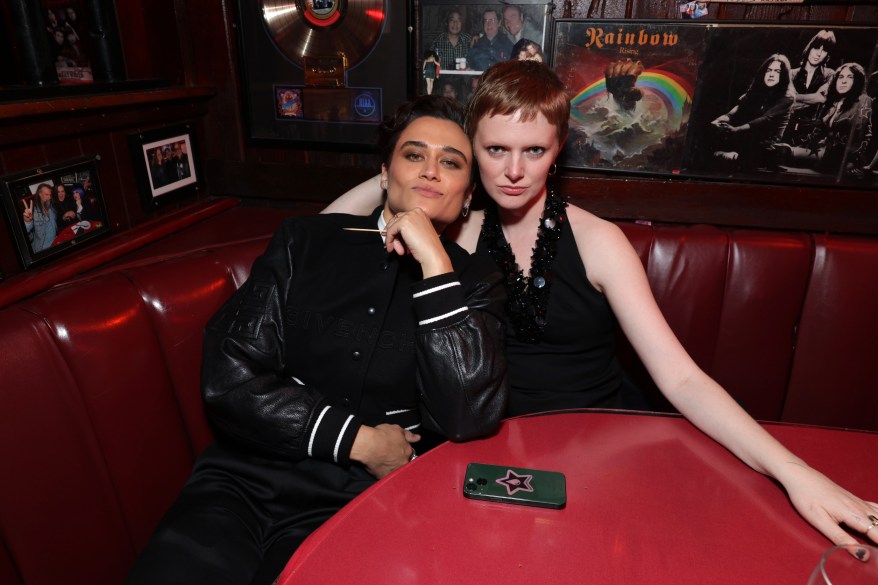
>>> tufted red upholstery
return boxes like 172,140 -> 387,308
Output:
0,206 -> 876,585
783,234 -> 878,430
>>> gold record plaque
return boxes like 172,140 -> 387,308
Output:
236,0 -> 408,147
263,0 -> 384,70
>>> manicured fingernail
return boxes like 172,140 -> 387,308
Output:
855,548 -> 866,560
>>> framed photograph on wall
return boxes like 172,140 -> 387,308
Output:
128,123 -> 200,211
43,0 -> 94,84
0,155 -> 110,270
417,1 -> 553,105
552,20 -> 878,190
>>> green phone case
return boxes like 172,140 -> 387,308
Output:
463,462 -> 567,509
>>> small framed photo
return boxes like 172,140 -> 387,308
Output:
44,0 -> 95,85
678,1 -> 709,19
0,156 -> 110,270
275,85 -> 304,119
128,123 -> 200,210
416,1 -> 553,104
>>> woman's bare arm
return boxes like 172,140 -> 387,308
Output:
569,205 -> 878,550
321,174 -> 384,214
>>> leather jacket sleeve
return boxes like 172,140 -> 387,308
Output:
413,250 -> 508,442
200,221 -> 358,462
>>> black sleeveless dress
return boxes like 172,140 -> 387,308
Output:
477,211 -> 625,416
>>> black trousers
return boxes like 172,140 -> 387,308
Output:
126,442 -> 375,585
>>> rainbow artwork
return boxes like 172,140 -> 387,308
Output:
570,69 -> 694,128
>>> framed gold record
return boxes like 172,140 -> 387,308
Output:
235,0 -> 411,148
262,0 -> 384,69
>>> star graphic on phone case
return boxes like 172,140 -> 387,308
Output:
496,469 -> 534,495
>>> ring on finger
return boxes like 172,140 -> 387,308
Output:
867,514 -> 878,533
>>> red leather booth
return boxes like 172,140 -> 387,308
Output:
0,199 -> 876,584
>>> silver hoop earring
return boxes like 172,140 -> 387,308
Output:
548,164 -> 557,176
462,203 -> 470,218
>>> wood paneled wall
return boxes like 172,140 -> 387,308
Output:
1,0 -> 877,282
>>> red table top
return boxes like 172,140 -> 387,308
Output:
276,410 -> 878,584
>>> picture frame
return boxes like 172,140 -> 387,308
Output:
43,0 -> 95,85
552,20 -> 878,191
234,1 -> 409,149
128,123 -> 200,211
416,1 -> 554,106
0,155 -> 110,270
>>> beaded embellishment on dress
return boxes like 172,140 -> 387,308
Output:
481,190 -> 567,343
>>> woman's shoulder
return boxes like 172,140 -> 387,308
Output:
565,202 -> 638,291
565,202 -> 627,245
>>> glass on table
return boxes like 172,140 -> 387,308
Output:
807,543 -> 878,584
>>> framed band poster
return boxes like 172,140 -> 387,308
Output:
552,20 -> 878,190
234,1 -> 410,148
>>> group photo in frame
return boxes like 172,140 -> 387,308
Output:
128,123 -> 200,211
0,155 -> 109,270
43,0 -> 95,85
417,1 -> 553,105
551,20 -> 878,190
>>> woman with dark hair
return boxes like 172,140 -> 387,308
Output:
783,29 -> 837,146
710,54 -> 795,169
780,62 -> 872,175
53,183 -> 78,229
126,95 -> 508,585
815,63 -> 872,173
422,50 -> 440,95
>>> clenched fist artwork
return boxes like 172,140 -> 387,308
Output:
604,58 -> 645,111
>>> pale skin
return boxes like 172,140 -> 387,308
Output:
793,46 -> 832,107
324,111 -> 878,550
22,199 -> 34,223
347,116 -> 474,479
22,186 -> 53,224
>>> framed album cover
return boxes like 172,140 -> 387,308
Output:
552,20 -> 878,191
128,123 -> 200,211
234,1 -> 409,148
417,1 -> 553,105
0,156 -> 110,270
43,0 -> 94,85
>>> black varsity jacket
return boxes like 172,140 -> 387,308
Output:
201,209 -> 508,466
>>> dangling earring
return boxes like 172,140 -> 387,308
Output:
548,164 -> 557,176
462,203 -> 470,218
380,178 -> 388,190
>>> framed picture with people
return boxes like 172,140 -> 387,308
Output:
0,155 -> 110,270
42,0 -> 95,85
552,20 -> 878,191
416,1 -> 553,104
128,123 -> 201,211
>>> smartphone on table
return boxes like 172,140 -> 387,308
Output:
463,462 -> 567,509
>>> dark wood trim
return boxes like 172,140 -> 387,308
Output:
558,173 -> 878,235
0,86 -> 216,121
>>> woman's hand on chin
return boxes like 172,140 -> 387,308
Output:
384,207 -> 454,277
